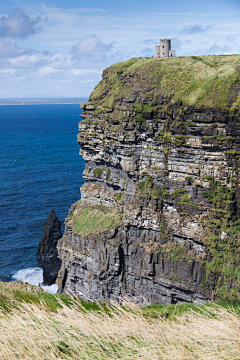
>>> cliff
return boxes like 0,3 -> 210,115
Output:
37,210 -> 62,285
57,55 -> 240,304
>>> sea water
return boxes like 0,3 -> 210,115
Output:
0,104 -> 85,292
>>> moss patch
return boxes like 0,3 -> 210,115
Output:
137,175 -> 168,200
94,167 -> 105,177
161,242 -> 205,265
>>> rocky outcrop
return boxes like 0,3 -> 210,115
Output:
57,56 -> 240,304
37,210 -> 62,285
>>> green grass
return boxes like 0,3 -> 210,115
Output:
93,167 -> 105,177
0,282 -> 72,313
67,205 -> 123,237
1,281 -> 240,317
86,55 -> 240,113
173,188 -> 186,196
137,175 -> 169,199
144,300 -> 240,321
106,168 -> 111,179
0,282 -> 117,318
111,124 -> 121,132
185,176 -> 193,182
202,175 -> 213,180
1,281 -> 240,323
0,282 -> 240,359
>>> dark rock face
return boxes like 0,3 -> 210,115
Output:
56,58 -> 240,304
36,210 -> 62,285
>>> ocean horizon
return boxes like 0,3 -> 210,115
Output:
0,98 -> 88,106
0,104 -> 85,292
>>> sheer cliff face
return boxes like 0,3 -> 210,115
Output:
57,56 -> 240,304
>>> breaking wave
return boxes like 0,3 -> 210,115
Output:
13,267 -> 58,294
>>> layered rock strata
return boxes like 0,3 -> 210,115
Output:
37,210 -> 62,285
57,56 -> 240,304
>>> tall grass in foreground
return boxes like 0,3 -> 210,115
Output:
0,299 -> 239,359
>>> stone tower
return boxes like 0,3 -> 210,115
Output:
155,39 -> 176,58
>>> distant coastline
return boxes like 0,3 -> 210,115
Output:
0,98 -> 88,105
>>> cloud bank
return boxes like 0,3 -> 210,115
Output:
0,3 -> 239,97
0,8 -> 47,38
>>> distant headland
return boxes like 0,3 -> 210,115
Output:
0,98 -> 88,105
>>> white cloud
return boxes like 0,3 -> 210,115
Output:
0,8 -> 47,38
37,66 -> 62,77
71,69 -> 102,76
0,38 -> 25,58
0,68 -> 15,75
71,34 -> 115,57
9,54 -> 40,65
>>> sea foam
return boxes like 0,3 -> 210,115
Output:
13,267 -> 58,294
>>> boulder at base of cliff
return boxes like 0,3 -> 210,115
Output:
36,210 -> 62,286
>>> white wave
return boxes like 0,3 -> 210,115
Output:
13,267 -> 58,294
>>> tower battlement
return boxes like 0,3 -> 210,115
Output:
155,39 -> 176,58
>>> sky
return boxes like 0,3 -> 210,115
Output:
0,0 -> 239,98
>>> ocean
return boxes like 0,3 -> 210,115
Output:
0,104 -> 85,292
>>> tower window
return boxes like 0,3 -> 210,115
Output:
162,46 -> 164,48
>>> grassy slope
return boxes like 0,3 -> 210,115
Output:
0,282 -> 240,359
90,55 -> 240,112
66,202 -> 123,237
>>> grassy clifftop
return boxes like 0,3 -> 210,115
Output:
90,55 -> 240,113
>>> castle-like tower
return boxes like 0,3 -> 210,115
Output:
155,39 -> 176,58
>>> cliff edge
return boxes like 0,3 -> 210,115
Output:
57,55 -> 240,304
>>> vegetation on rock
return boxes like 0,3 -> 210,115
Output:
201,180 -> 240,299
67,205 -> 123,237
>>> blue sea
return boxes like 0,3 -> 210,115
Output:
0,104 -> 85,292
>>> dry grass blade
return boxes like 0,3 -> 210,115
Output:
0,299 -> 239,359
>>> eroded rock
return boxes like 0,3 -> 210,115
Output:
37,210 -> 62,285
57,57 -> 240,303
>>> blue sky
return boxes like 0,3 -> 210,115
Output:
0,0 -> 239,98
